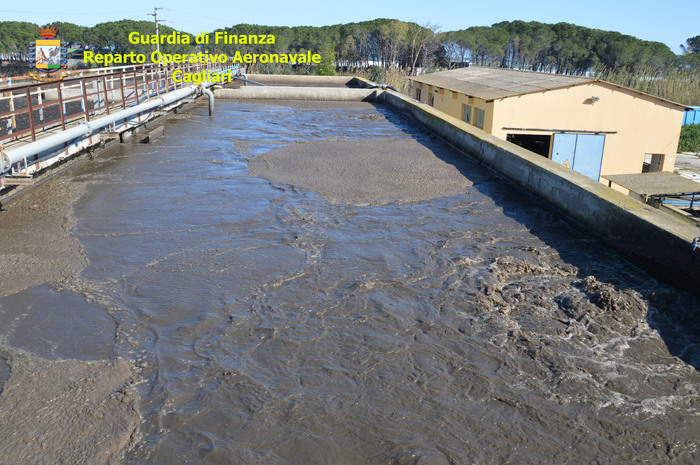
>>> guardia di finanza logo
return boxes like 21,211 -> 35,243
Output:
29,25 -> 67,82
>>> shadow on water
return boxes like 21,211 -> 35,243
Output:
0,352 -> 9,395
370,101 -> 700,371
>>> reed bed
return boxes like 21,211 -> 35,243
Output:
350,67 -> 412,96
594,66 -> 700,106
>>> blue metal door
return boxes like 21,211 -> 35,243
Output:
572,134 -> 605,181
551,133 -> 605,181
551,133 -> 577,169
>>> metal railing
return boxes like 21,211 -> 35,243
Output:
0,61 -> 224,145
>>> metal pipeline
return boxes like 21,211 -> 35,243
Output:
202,87 -> 214,116
198,67 -> 236,116
197,66 -> 241,116
1,66 -> 240,174
228,76 -> 268,86
1,85 -> 197,173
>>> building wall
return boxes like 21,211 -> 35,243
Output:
411,80 -> 685,180
490,82 -> 684,178
413,82 -> 494,133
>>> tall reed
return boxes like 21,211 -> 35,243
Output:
594,65 -> 700,106
348,67 -> 412,96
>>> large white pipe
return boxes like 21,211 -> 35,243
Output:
1,65 -> 238,174
1,85 -> 197,173
202,87 -> 214,116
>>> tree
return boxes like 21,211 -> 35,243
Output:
0,21 -> 39,54
316,41 -> 337,75
405,22 -> 439,75
681,36 -> 700,69
0,18 -> 689,79
53,22 -> 87,49
682,36 -> 700,55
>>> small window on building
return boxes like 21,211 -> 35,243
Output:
463,104 -> 472,124
429,94 -> 435,107
642,153 -> 664,173
415,88 -> 421,101
475,108 -> 485,129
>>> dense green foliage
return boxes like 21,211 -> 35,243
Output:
201,19 -> 443,74
440,21 -> 678,73
84,20 -> 193,55
679,124 -> 700,153
0,20 -> 194,56
315,42 -> 337,76
680,35 -> 700,68
0,21 -> 37,54
0,19 -> 444,75
684,35 -> 700,54
1,19 -> 693,74
1,19 -> 697,101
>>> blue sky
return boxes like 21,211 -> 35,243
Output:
2,0 -> 697,53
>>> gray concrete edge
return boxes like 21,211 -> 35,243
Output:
211,82 -> 700,291
379,90 -> 700,291
246,74 -> 357,86
215,86 -> 380,101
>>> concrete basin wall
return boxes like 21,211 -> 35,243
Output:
245,74 -> 357,86
380,90 -> 700,291
215,87 -> 380,101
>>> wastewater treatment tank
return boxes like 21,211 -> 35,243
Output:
0,98 -> 699,464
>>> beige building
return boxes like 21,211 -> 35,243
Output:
410,67 -> 687,182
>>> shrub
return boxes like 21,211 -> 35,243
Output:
367,66 -> 385,83
679,124 -> 700,153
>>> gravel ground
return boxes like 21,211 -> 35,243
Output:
675,152 -> 700,183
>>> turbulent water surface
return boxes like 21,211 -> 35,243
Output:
0,99 -> 699,464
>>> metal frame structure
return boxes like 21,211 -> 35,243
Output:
0,61 -> 218,145
1,62 -> 235,182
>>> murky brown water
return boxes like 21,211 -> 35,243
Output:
1,100 -> 699,464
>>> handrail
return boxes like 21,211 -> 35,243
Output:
0,62 -> 234,145
1,63 -> 238,174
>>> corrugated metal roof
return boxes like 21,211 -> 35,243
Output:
410,67 -> 595,101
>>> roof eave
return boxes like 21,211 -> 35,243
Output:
411,74 -> 691,110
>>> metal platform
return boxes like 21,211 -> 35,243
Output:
603,171 -> 700,197
603,171 -> 700,224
